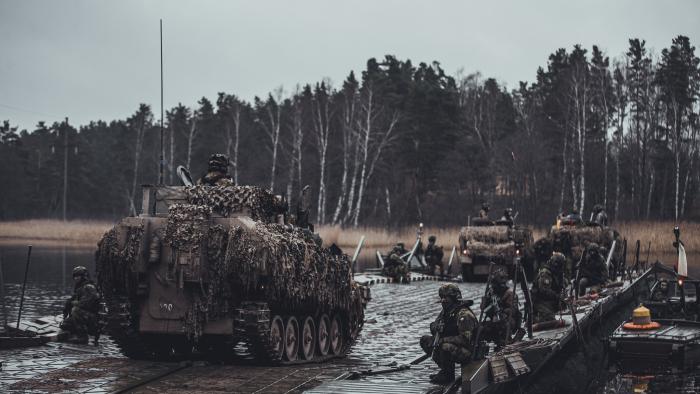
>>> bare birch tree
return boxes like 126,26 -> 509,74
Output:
351,83 -> 400,227
331,74 -> 359,225
127,104 -> 152,216
311,80 -> 334,225
256,86 -> 284,192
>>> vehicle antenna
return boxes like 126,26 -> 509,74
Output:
158,19 -> 164,185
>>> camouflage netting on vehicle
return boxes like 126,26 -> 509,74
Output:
461,226 -> 511,243
184,185 -> 279,221
465,240 -> 516,258
549,225 -> 616,259
163,204 -> 212,252
96,224 -> 144,298
220,223 -> 354,312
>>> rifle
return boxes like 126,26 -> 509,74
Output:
478,263 -> 495,323
572,249 -> 587,299
517,261 -> 534,338
431,317 -> 444,358
604,240 -> 617,275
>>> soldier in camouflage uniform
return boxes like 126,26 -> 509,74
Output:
424,235 -> 445,276
382,253 -> 409,282
651,279 -> 671,301
478,202 -> 490,220
531,253 -> 566,322
391,242 -> 409,256
60,266 -> 101,344
480,270 -> 521,348
592,204 -> 608,226
198,154 -> 234,186
420,283 -> 479,384
577,243 -> 609,296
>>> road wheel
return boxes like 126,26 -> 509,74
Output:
283,316 -> 299,361
269,315 -> 285,360
317,314 -> 331,356
329,314 -> 343,355
301,316 -> 316,360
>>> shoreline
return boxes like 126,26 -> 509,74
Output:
0,219 -> 694,257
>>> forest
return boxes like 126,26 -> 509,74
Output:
1,35 -> 699,227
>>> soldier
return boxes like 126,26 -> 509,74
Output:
591,204 -> 608,226
531,253 -> 566,322
60,266 -> 101,344
424,235 -> 445,276
420,284 -> 479,384
478,202 -> 490,220
480,270 -> 521,348
391,242 -> 409,256
651,279 -> 671,301
198,154 -> 234,186
295,185 -> 313,231
382,253 -> 408,283
577,243 -> 609,296
565,209 -> 583,225
498,208 -> 515,226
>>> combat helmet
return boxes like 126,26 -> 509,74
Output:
428,235 -> 436,243
586,243 -> 600,255
548,252 -> 566,272
439,283 -> 462,301
593,204 -> 603,213
490,269 -> 509,289
207,154 -> 229,173
72,266 -> 88,278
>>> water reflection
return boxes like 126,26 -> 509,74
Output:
0,246 -> 95,324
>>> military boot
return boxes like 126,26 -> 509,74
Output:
429,364 -> 455,384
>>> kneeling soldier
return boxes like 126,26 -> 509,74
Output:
531,253 -> 566,323
480,270 -> 521,348
382,253 -> 409,283
420,284 -> 478,384
60,266 -> 101,344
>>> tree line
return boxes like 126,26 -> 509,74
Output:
1,35 -> 699,227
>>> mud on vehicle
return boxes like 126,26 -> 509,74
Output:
96,184 -> 369,364
458,223 -> 534,282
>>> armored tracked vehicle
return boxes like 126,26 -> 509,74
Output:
96,184 -> 368,364
534,221 -> 625,278
458,223 -> 534,282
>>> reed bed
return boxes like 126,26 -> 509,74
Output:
0,219 -> 113,248
0,219 -> 696,260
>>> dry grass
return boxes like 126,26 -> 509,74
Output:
0,219 -> 696,259
0,219 -> 113,248
318,225 -> 546,250
615,221 -> 700,261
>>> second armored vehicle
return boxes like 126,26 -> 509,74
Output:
458,222 -> 534,281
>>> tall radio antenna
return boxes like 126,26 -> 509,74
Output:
158,19 -> 164,185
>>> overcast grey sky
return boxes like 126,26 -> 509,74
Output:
1,0 -> 699,131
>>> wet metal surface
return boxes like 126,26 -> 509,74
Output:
0,276 -> 478,393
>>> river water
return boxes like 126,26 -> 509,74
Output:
1,245 -> 700,393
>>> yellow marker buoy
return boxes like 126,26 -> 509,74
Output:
623,304 -> 661,330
